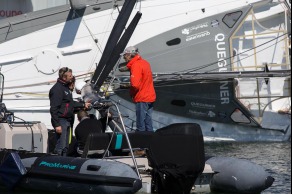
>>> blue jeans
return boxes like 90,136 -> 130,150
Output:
136,102 -> 154,132
54,119 -> 70,156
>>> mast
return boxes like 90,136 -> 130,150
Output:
90,0 -> 140,90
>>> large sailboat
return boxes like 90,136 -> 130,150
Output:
0,0 -> 290,141
0,0 -> 70,20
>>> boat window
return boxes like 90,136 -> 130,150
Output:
166,38 -> 181,46
171,100 -> 186,107
222,11 -> 243,28
231,109 -> 251,124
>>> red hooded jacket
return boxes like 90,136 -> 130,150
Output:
126,55 -> 156,103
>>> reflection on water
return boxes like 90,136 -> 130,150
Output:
0,142 -> 291,194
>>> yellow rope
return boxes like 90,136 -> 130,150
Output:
69,127 -> 72,145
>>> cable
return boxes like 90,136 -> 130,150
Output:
110,34 -> 289,89
199,35 -> 289,75
154,33 -> 289,87
166,33 -> 287,75
14,116 -> 35,153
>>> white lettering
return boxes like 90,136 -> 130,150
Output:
215,33 -> 228,72
220,81 -> 228,89
220,90 -> 229,97
191,102 -> 216,109
216,42 -> 226,51
217,51 -> 226,59
220,81 -> 230,104
186,31 -> 210,41
182,22 -> 209,35
215,33 -> 225,42
218,59 -> 227,67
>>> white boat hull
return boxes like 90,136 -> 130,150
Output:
0,0 -> 290,141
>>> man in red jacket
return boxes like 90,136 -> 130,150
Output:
121,46 -> 156,132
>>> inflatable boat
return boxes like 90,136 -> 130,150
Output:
0,151 -> 142,194
0,123 -> 205,194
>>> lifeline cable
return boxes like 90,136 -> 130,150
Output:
160,33 -> 288,77
14,116 -> 36,153
108,32 -> 289,89
154,33 -> 289,87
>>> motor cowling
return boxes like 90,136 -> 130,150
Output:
147,123 -> 205,194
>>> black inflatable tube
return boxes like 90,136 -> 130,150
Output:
27,168 -> 141,187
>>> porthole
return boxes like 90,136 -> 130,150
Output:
166,38 -> 181,46
171,100 -> 186,107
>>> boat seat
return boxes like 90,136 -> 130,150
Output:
81,132 -> 154,158
77,147 -> 105,156
81,133 -> 110,158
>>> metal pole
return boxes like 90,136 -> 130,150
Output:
112,102 -> 141,179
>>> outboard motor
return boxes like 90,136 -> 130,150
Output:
147,123 -> 205,194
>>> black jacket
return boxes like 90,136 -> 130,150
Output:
49,79 -> 84,128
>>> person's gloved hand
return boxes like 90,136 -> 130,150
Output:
119,66 -> 129,72
120,83 -> 131,89
84,102 -> 92,110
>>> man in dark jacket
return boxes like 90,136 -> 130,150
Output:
49,67 -> 91,156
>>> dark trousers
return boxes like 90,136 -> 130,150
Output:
136,102 -> 154,132
54,118 -> 70,156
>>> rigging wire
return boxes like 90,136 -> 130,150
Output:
194,35 -> 290,76
0,0 -> 242,38
73,11 -> 103,54
66,8 -> 118,81
14,116 -> 36,153
108,34 -> 290,93
140,4 -> 289,80
101,56 -> 123,97
251,10 -> 286,32
138,31 -> 288,84
153,33 -> 290,87
85,8 -> 116,75
166,33 -> 287,75
0,0 -> 262,58
0,7 -> 112,58
106,38 -> 291,91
